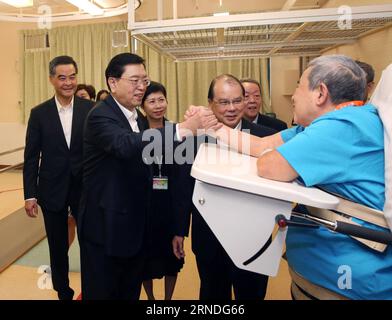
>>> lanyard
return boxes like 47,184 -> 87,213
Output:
335,100 -> 364,110
156,156 -> 163,177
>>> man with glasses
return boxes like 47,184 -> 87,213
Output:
23,55 -> 94,300
79,53 -> 219,300
241,79 -> 287,132
173,74 -> 276,300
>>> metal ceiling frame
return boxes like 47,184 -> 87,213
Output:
127,1 -> 392,61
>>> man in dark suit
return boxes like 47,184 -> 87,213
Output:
173,74 -> 276,300
79,53 -> 219,300
23,55 -> 94,300
240,79 -> 287,131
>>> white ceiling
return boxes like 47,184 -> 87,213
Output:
4,0 -> 392,61
0,0 -> 126,14
130,1 -> 392,61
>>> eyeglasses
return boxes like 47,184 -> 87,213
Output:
213,98 -> 244,108
119,77 -> 151,87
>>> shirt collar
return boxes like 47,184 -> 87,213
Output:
112,96 -> 138,122
234,119 -> 242,131
55,95 -> 74,112
252,113 -> 259,124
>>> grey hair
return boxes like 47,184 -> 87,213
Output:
49,55 -> 78,77
207,74 -> 245,101
307,55 -> 367,104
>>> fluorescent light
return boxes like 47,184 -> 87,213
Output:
213,12 -> 229,17
65,0 -> 104,16
0,0 -> 33,8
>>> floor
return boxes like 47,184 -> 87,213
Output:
0,170 -> 292,300
0,236 -> 291,300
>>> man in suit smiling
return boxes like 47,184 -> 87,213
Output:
173,74 -> 276,300
79,53 -> 219,300
23,55 -> 93,300
241,78 -> 287,132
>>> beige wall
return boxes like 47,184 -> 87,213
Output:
323,25 -> 392,85
0,22 -> 35,122
0,15 -> 126,124
270,24 -> 392,127
270,56 -> 299,127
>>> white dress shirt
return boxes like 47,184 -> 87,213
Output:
55,95 -> 74,149
112,97 -> 140,133
26,96 -> 74,202
252,113 -> 259,124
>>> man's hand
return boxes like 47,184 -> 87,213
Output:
172,236 -> 185,260
178,106 -> 222,138
25,199 -> 38,218
184,106 -> 200,120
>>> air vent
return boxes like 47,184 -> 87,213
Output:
24,33 -> 49,51
112,29 -> 129,48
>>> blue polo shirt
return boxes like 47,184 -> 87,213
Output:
277,104 -> 391,299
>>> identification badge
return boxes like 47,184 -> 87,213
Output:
153,176 -> 169,190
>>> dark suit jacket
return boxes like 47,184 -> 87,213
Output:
79,95 -> 179,258
23,96 -> 93,213
175,119 -> 277,261
256,113 -> 287,132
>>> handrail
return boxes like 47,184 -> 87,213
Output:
0,146 -> 24,174
0,162 -> 24,174
0,146 -> 24,157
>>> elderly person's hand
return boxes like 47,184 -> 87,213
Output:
178,106 -> 222,138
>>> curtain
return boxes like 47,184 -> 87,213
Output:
136,41 -> 179,121
136,41 -> 271,122
21,23 -> 270,123
21,22 -> 130,122
49,21 -> 130,95
21,29 -> 51,122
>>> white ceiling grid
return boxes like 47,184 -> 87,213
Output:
129,1 -> 392,61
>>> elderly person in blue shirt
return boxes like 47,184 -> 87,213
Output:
191,54 -> 389,299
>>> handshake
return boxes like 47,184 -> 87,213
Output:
178,106 -> 223,138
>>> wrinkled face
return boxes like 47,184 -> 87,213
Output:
76,89 -> 91,100
108,64 -> 148,110
209,79 -> 245,128
49,64 -> 77,100
142,91 -> 167,121
291,68 -> 319,127
242,82 -> 262,121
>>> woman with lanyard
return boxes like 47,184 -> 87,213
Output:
140,81 -> 184,300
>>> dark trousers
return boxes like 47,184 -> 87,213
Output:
80,240 -> 144,300
41,178 -> 80,300
196,246 -> 269,300
42,207 -> 74,300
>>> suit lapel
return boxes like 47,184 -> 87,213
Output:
136,109 -> 147,131
107,95 -> 134,131
48,97 -> 69,150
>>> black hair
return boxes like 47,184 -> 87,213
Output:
141,81 -> 167,106
49,55 -> 78,77
105,53 -> 146,91
207,74 -> 245,101
96,89 -> 110,101
86,85 -> 96,100
355,60 -> 375,84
